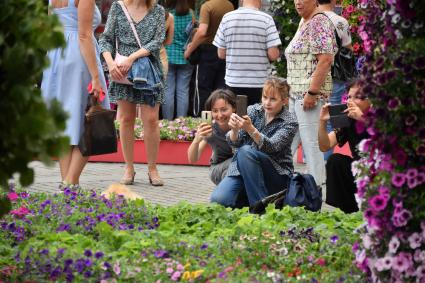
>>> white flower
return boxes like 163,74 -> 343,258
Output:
388,236 -> 400,254
362,234 -> 373,249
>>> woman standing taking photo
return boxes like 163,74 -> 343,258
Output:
285,0 -> 336,188
42,0 -> 109,188
99,0 -> 166,186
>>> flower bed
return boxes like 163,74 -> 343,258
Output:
0,187 -> 366,282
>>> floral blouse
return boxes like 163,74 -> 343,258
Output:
226,104 -> 298,177
99,2 -> 165,104
284,13 -> 337,100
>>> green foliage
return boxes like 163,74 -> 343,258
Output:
0,0 -> 68,202
0,189 -> 365,282
269,0 -> 299,78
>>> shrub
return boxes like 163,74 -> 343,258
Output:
0,0 -> 69,217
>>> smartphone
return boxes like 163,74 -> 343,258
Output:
201,110 -> 212,124
329,104 -> 350,128
236,95 -> 248,117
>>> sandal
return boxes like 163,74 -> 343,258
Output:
120,172 -> 136,185
147,171 -> 164,186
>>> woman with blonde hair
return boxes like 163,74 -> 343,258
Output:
100,0 -> 166,186
211,78 -> 298,208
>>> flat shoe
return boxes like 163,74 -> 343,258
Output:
148,172 -> 164,186
120,172 -> 136,185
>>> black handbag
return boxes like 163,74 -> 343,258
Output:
184,11 -> 201,65
78,95 -> 117,156
332,33 -> 358,81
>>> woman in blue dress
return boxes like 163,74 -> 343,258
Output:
41,0 -> 109,188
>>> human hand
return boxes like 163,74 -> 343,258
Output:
107,61 -> 124,81
184,43 -> 192,59
319,103 -> 331,122
195,123 -> 212,139
303,93 -> 317,110
346,101 -> 365,121
88,78 -> 103,100
118,56 -> 135,75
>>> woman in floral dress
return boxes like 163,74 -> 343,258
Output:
99,0 -> 165,186
285,0 -> 337,188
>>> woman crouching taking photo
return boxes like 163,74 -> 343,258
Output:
188,89 -> 236,185
211,78 -> 298,208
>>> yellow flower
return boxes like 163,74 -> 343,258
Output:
182,271 -> 191,280
184,262 -> 191,270
191,269 -> 204,279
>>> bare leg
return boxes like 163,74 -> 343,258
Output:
139,103 -> 163,185
59,147 -> 72,181
64,146 -> 89,184
117,100 -> 137,179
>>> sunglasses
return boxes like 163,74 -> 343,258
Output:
347,95 -> 368,100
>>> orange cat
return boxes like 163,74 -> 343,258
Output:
101,183 -> 143,201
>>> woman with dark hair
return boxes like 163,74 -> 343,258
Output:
99,0 -> 166,186
188,89 -> 236,185
285,0 -> 337,188
162,0 -> 195,120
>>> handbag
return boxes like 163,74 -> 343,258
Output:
78,95 -> 117,156
184,10 -> 201,65
284,173 -> 322,212
316,12 -> 358,81
112,1 -> 143,85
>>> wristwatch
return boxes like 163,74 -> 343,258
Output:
307,90 -> 320,96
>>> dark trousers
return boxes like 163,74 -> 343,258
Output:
197,45 -> 225,115
325,153 -> 359,213
226,85 -> 263,107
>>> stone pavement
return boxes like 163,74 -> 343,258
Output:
27,161 -> 334,211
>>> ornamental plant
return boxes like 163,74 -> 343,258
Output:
0,0 -> 69,217
351,1 -> 425,282
0,186 -> 366,282
269,0 -> 299,77
115,117 -> 201,141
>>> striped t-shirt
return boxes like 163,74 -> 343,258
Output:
213,7 -> 281,88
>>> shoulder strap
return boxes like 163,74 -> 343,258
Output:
117,1 -> 142,48
190,9 -> 196,24
312,12 -> 341,48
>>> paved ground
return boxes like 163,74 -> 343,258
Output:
26,161 -> 334,211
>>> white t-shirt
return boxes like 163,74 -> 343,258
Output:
213,7 -> 281,88
323,11 -> 352,47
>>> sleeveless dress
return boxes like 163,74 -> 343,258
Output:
41,0 -> 110,145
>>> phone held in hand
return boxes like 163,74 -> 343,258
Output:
201,111 -> 212,124
236,95 -> 248,117
329,103 -> 350,128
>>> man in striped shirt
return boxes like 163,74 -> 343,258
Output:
213,0 -> 281,106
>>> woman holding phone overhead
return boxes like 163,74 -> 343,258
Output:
188,89 -> 236,185
99,0 -> 165,186
41,0 -> 109,189
211,78 -> 298,208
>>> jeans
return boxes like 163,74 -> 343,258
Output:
324,80 -> 346,160
289,98 -> 325,186
162,63 -> 194,120
211,145 -> 289,208
197,45 -> 226,115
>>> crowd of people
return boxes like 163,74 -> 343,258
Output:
42,0 -> 367,214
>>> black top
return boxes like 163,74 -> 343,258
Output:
335,119 -> 369,160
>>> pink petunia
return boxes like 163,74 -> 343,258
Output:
346,4 -> 355,13
391,173 -> 406,188
374,256 -> 393,272
368,195 -> 388,212
388,236 -> 400,254
7,192 -> 18,201
166,267 -> 174,274
10,206 -> 29,218
113,262 -> 121,275
408,233 -> 422,249
392,252 -> 413,273
316,258 -> 326,266
171,271 -> 181,281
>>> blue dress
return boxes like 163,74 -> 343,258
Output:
41,0 -> 109,145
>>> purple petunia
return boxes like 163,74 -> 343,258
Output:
95,251 -> 104,259
368,195 -> 389,211
391,173 -> 406,188
154,249 -> 169,258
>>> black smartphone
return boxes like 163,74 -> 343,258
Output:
329,104 -> 350,128
236,95 -> 248,117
